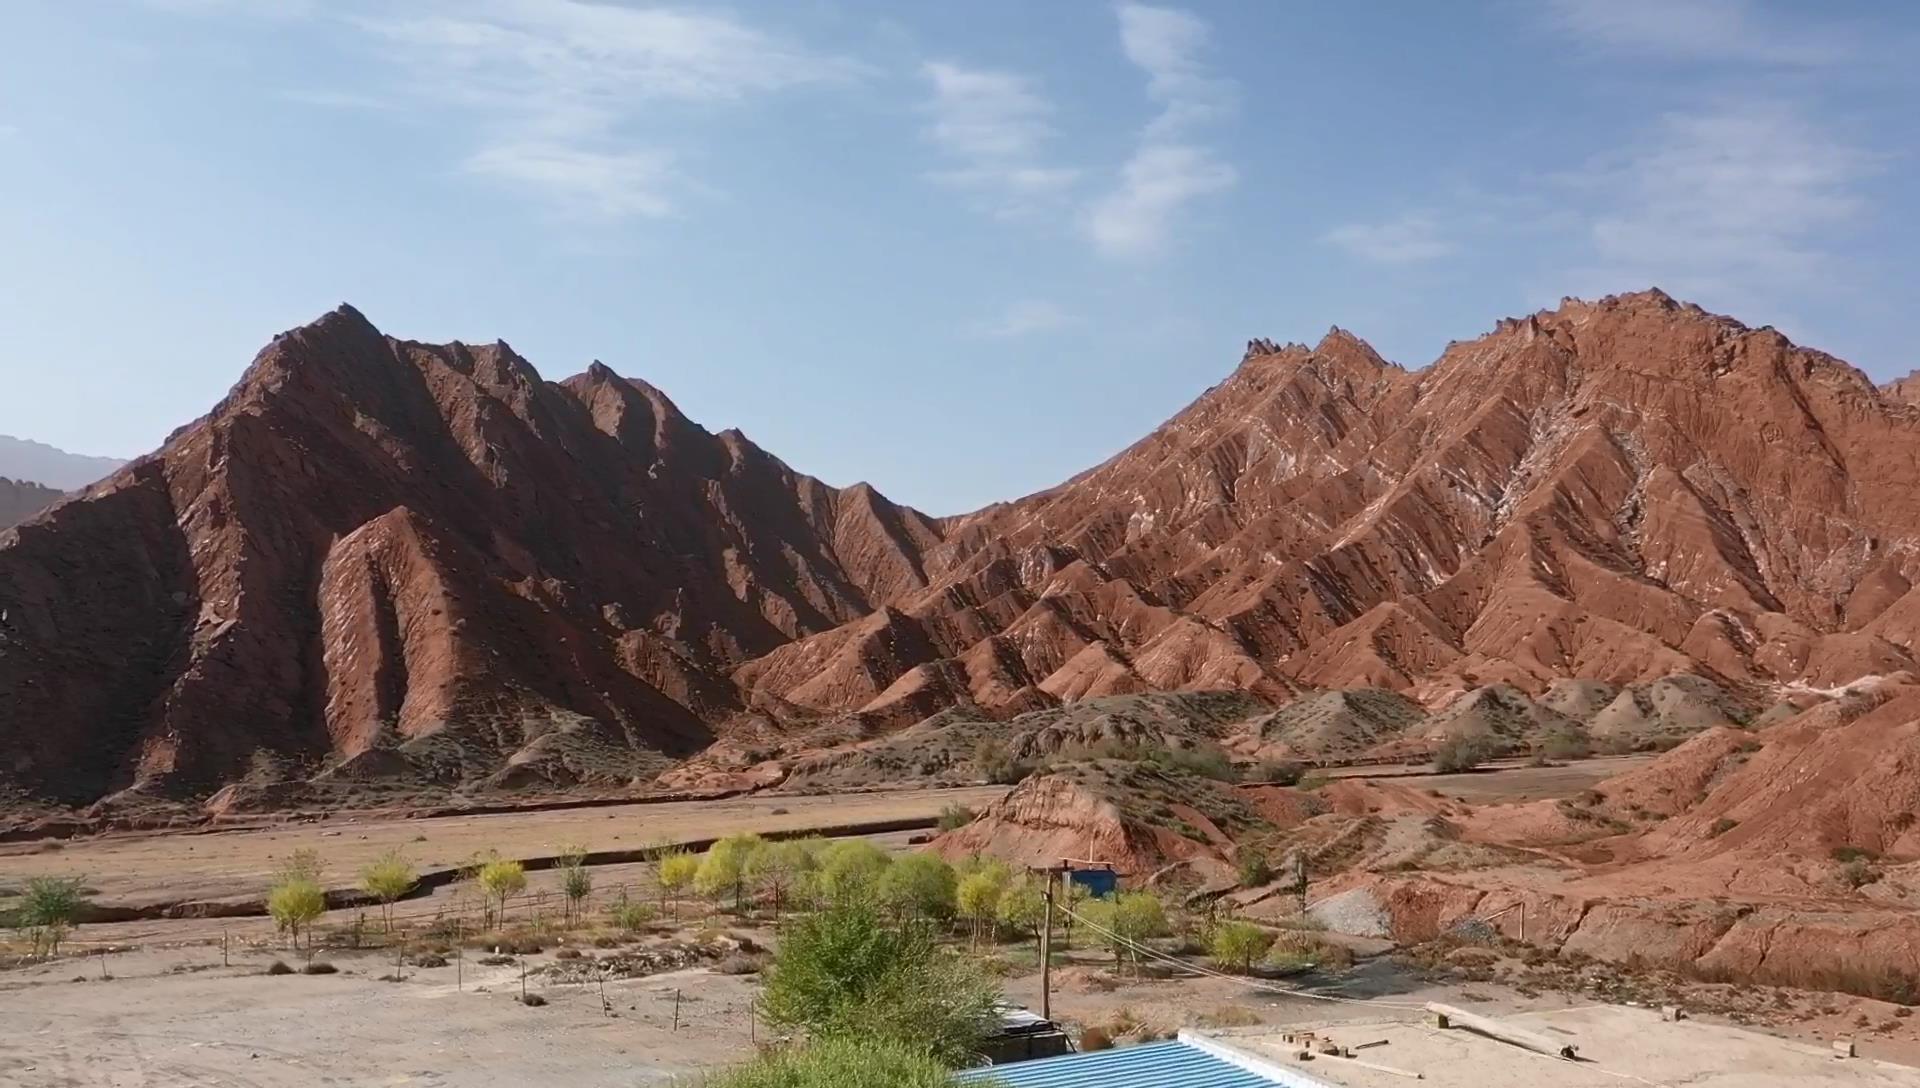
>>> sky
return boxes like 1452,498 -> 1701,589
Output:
2,1 -> 1916,515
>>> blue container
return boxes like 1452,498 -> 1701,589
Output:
1067,867 -> 1117,898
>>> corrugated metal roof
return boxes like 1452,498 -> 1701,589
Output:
954,1040 -> 1282,1088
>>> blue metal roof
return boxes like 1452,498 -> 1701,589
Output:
954,1040 -> 1282,1088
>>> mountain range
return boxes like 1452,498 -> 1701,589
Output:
6,289 -> 1920,811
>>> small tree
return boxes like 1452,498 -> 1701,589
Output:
955,870 -> 1007,950
812,839 -> 892,903
996,880 -> 1045,955
607,890 -> 654,933
656,848 -> 700,920
554,844 -> 592,928
19,876 -> 87,957
876,852 -> 958,925
696,833 -> 764,913
477,856 -> 527,927
358,850 -> 416,934
1432,735 -> 1493,773
1080,892 -> 1168,974
268,877 -> 326,956
745,840 -> 815,920
760,898 -> 1000,1066
1209,920 -> 1273,974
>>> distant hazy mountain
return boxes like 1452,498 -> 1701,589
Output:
0,434 -> 124,490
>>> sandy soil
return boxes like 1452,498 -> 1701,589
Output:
0,941 -> 762,1087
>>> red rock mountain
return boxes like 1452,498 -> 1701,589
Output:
7,290 -> 1920,809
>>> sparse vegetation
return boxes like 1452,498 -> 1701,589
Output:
476,855 -> 528,927
696,833 -> 764,912
876,852 -> 959,924
1236,852 -> 1273,887
555,844 -> 592,927
974,739 -> 1034,785
760,897 -> 1000,1065
358,849 -> 416,933
608,890 -> 654,933
700,1037 -> 965,1088
746,839 -> 816,918
17,875 -> 87,957
1209,920 -> 1273,974
936,804 -> 976,831
656,847 -> 699,919
1432,735 -> 1494,773
1078,892 -> 1168,973
268,877 -> 326,953
955,865 -> 1009,948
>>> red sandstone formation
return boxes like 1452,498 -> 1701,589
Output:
8,290 -> 1920,809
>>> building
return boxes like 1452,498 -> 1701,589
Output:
957,1007 -> 1920,1088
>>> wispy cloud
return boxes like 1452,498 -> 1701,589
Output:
1088,3 -> 1237,259
157,0 -> 861,220
1565,100 -> 1875,298
1324,214 -> 1456,265
464,142 -> 680,220
921,62 -> 1078,216
1545,0 -> 1854,66
974,299 -> 1075,339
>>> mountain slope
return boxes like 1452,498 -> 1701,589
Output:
8,290 -> 1920,811
0,306 -> 941,806
741,291 -> 1920,720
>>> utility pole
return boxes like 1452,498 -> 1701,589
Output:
1039,867 -> 1056,1024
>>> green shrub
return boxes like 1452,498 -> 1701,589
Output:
1432,736 -> 1494,773
974,740 -> 1034,785
696,833 -> 764,912
811,840 -> 892,903
760,899 -> 1000,1066
17,875 -> 87,956
746,840 -> 816,917
877,852 -> 959,923
936,804 -> 976,832
476,856 -> 527,926
1209,921 -> 1273,974
268,878 -> 326,951
1236,852 -> 1273,887
701,1037 -> 965,1088
358,850 -> 416,933
608,891 -> 655,933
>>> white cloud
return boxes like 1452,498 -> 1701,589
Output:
1088,3 -> 1237,258
464,142 -> 678,219
1088,144 -> 1236,257
1566,100 -> 1875,300
921,62 -> 1079,215
156,0 -> 860,220
1325,214 -> 1456,265
1545,0 -> 1853,66
975,300 -> 1075,339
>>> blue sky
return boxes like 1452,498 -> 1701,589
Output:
2,1 -> 1915,514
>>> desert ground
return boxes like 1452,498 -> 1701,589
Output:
7,760 -> 1920,1086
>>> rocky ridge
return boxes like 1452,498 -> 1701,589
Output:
7,290 -> 1920,809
